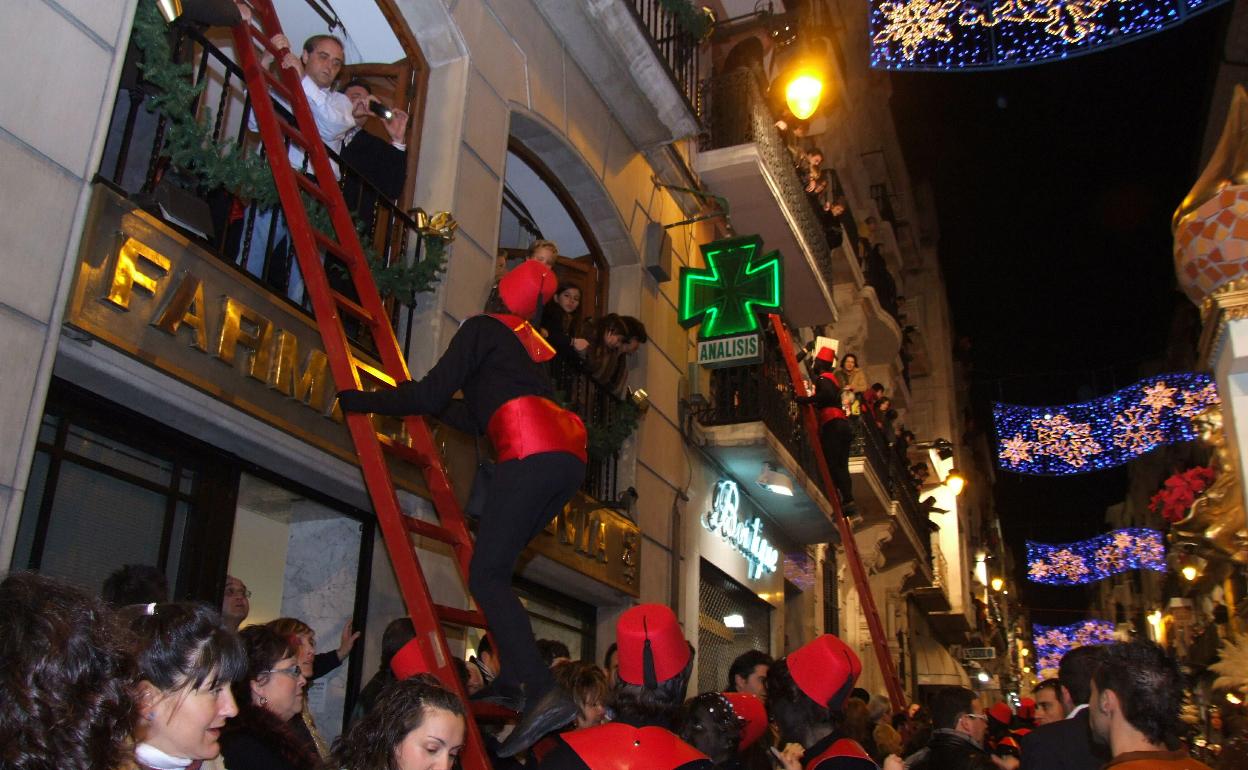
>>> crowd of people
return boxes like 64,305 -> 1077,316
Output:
0,564 -> 1217,770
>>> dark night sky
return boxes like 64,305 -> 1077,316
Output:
888,5 -> 1233,623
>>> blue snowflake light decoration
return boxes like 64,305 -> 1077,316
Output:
1027,528 -> 1166,586
871,0 -> 1228,71
1033,620 -> 1115,677
993,373 -> 1218,476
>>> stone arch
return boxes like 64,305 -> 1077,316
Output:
508,110 -> 637,268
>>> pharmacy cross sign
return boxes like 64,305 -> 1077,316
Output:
679,235 -> 783,340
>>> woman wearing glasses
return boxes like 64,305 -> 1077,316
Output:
123,602 -> 246,770
220,625 -> 320,770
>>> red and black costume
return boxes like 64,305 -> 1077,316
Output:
337,260 -> 586,709
802,735 -> 878,770
536,723 -> 713,769
800,349 -> 855,509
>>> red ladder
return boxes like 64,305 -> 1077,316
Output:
231,6 -> 494,768
767,314 -> 908,713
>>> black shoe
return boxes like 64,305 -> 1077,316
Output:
495,686 -> 577,757
471,681 -> 525,713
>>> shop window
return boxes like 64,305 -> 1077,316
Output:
698,560 -> 772,694
227,472 -> 372,745
13,410 -> 199,596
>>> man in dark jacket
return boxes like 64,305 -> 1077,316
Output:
908,687 -> 995,770
1019,645 -> 1110,770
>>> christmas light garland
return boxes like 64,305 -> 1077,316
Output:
993,373 -> 1218,476
1027,528 -> 1166,586
1033,620 -> 1115,677
870,0 -> 1228,71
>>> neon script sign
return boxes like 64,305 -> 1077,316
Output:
702,480 -> 779,580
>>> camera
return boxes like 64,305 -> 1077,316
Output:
368,101 -> 394,121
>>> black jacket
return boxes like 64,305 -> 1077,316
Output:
909,729 -> 996,770
1019,709 -> 1109,770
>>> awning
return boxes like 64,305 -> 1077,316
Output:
914,633 -> 971,688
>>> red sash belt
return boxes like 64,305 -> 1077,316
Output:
819,406 -> 846,424
487,395 -> 587,463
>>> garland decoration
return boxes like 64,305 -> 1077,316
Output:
993,373 -> 1219,476
1033,620 -> 1115,679
1026,528 -> 1166,586
131,2 -> 446,298
657,0 -> 714,42
587,398 -> 641,461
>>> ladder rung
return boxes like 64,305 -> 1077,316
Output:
312,228 -> 350,261
257,65 -> 295,106
277,117 -> 311,151
435,605 -> 487,628
379,435 -> 431,468
293,172 -> 331,206
402,515 -> 461,547
330,290 -> 374,324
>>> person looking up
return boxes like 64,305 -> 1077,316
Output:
726,650 -> 772,701
1088,641 -> 1211,769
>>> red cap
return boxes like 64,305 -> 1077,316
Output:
816,347 -> 836,363
987,702 -> 1013,725
499,259 -> 557,318
562,723 -> 710,769
722,692 -> 768,751
1017,698 -> 1035,721
786,634 -> 861,710
617,604 -> 690,687
390,638 -> 431,681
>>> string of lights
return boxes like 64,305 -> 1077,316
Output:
993,372 -> 1218,476
870,0 -> 1228,71
1027,528 -> 1166,586
1033,620 -> 1116,677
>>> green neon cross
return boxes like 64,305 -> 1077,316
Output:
679,235 -> 783,339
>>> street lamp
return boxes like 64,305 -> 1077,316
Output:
990,576 -> 1004,592
946,468 -> 966,495
785,73 -> 824,120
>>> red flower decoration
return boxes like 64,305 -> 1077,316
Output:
1149,466 -> 1216,523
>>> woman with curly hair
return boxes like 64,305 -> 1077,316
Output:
331,673 -> 465,770
0,571 -> 137,770
122,602 -> 247,770
220,625 -> 319,770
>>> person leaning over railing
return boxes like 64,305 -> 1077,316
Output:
338,78 -> 409,230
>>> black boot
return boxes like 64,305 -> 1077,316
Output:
471,679 -> 526,713
495,686 -> 577,757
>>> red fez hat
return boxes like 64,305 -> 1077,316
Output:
987,702 -> 1013,725
786,634 -> 861,710
498,259 -> 557,318
562,723 -> 710,770
390,638 -> 431,681
816,347 -> 836,363
1017,698 -> 1035,721
722,692 -> 768,751
617,604 -> 690,687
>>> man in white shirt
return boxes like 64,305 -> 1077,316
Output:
243,34 -> 363,301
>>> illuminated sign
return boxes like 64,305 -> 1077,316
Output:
679,235 -> 782,340
702,479 -> 779,579
696,332 -> 761,368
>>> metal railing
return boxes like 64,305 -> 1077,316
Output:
700,69 -> 835,282
931,538 -> 949,588
98,25 -> 435,353
698,339 -> 928,557
626,0 -> 702,118
549,356 -> 625,503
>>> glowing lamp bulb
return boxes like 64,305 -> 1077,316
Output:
1228,693 -> 1243,705
1181,565 -> 1198,581
990,577 -> 1004,592
977,671 -> 991,683
1020,648 -> 1029,657
946,469 -> 966,495
785,75 -> 823,121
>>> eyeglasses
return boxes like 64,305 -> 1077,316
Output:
263,666 -> 306,681
224,588 -> 252,598
963,713 -> 988,723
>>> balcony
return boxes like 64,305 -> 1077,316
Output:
694,333 -> 930,562
96,22 -> 440,358
532,0 -> 702,149
911,539 -> 953,612
548,357 -> 631,504
695,70 -> 837,328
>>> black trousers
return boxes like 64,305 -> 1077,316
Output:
819,418 -> 854,505
468,451 -> 585,699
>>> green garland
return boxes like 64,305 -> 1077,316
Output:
657,0 -> 713,41
586,399 -> 641,461
131,3 -> 445,298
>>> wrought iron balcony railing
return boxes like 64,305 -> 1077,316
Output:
549,356 -> 628,504
626,0 -> 703,118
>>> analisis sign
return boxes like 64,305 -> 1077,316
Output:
696,333 -> 761,368
702,479 -> 779,580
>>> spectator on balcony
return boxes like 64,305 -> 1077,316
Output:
339,78 -> 409,230
841,388 -> 861,419
822,196 -> 849,250
602,315 -> 649,399
863,383 -> 885,414
486,239 -> 560,310
584,313 -> 629,389
542,282 -> 590,366
836,353 -> 868,394
795,339 -> 856,516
